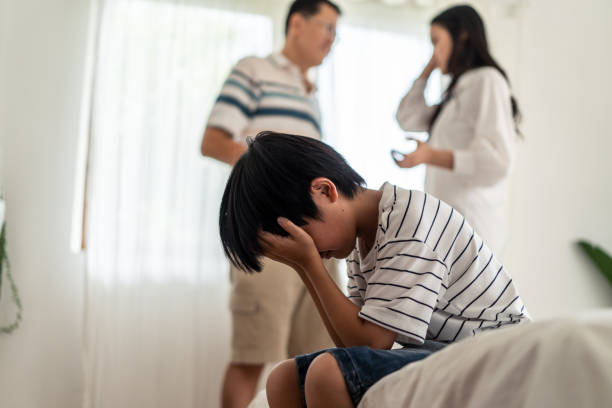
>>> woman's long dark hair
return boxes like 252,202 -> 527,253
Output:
429,5 -> 521,132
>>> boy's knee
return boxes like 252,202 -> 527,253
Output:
305,352 -> 347,398
266,359 -> 298,405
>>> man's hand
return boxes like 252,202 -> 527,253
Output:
259,217 -> 320,272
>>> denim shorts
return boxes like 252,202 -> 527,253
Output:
295,340 -> 447,406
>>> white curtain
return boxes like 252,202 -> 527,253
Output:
83,0 -> 435,406
84,1 -> 272,407
319,23 -> 440,191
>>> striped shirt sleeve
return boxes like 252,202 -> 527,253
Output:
346,258 -> 365,307
359,240 -> 447,344
206,57 -> 260,139
395,78 -> 436,132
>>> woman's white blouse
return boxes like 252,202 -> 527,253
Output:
396,67 -> 516,257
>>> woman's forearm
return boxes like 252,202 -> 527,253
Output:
418,58 -> 437,81
427,148 -> 454,170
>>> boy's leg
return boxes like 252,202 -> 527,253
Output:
305,353 -> 352,408
296,343 -> 446,407
260,353 -> 355,408
266,360 -> 302,408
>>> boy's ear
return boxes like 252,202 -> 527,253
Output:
310,177 -> 338,203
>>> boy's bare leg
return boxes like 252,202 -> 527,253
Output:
305,353 -> 353,408
221,363 -> 264,408
266,360 -> 302,408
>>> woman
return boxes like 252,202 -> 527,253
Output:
394,5 -> 520,257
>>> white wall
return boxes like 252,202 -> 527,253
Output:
430,0 -> 612,318
499,0 -> 612,317
0,0 -> 90,407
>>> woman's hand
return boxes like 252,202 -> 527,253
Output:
419,55 -> 438,80
258,217 -> 320,272
393,139 -> 432,168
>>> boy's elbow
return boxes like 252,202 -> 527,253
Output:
360,319 -> 397,349
366,327 -> 396,350
369,338 -> 395,350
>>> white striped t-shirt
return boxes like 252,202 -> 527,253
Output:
347,182 -> 530,345
206,52 -> 322,144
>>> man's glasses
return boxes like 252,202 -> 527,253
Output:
308,17 -> 337,38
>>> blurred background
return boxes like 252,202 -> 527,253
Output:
0,0 -> 611,407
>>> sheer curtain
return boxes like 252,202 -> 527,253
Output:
319,23 -> 441,191
84,1 -> 272,407
83,1 -> 437,406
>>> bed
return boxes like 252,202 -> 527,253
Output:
249,310 -> 612,408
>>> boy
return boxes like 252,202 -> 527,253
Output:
219,132 -> 529,407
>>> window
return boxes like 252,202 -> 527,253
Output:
86,2 -> 273,284
84,2 -> 438,285
319,23 -> 440,190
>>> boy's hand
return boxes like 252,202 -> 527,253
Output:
259,217 -> 320,271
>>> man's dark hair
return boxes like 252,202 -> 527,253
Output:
285,0 -> 342,36
219,131 -> 365,273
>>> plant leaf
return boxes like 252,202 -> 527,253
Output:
576,240 -> 612,288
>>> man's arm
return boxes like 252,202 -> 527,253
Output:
260,218 -> 397,350
201,127 -> 247,166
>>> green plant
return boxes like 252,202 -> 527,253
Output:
0,221 -> 23,334
576,240 -> 612,288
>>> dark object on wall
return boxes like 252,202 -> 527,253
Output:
0,219 -> 23,334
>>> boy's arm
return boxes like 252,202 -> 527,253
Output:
260,218 -> 397,349
293,265 -> 345,347
303,259 -> 397,349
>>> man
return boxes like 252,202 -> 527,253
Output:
200,1 -> 341,407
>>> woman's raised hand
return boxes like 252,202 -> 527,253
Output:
419,55 -> 438,80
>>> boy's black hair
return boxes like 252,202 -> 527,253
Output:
285,0 -> 342,36
219,131 -> 365,273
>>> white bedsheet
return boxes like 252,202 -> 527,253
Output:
359,310 -> 612,408
249,311 -> 612,408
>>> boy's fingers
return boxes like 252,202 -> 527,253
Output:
277,217 -> 294,229
258,231 -> 279,252
258,238 -> 282,259
259,230 -> 293,251
277,217 -> 306,238
259,232 -> 283,249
